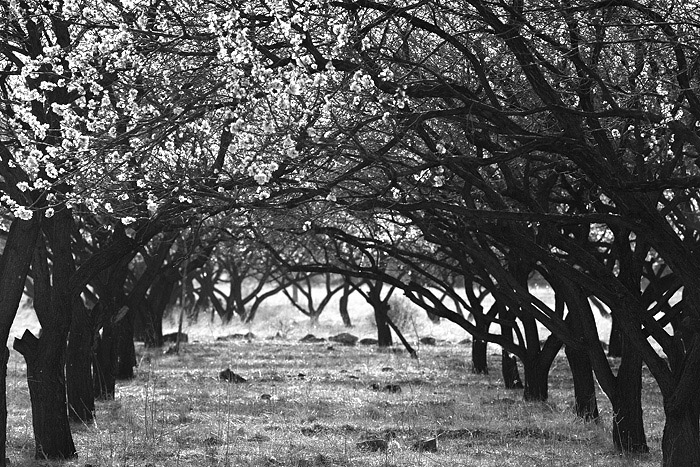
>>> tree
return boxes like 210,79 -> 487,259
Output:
245,1 -> 700,462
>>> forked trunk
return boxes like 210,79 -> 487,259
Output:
14,330 -> 76,460
374,304 -> 393,347
0,217 -> 41,466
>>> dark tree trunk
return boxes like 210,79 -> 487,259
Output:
339,280 -> 352,327
501,351 -> 524,390
374,303 -> 392,347
115,313 -> 136,379
608,315 -> 623,358
16,210 -> 77,459
611,342 -> 648,453
66,302 -> 94,423
0,347 -> 9,467
93,325 -> 116,400
471,339 -> 488,374
0,216 -> 41,466
662,406 -> 700,467
142,275 -> 176,347
142,302 -> 164,348
14,331 -> 76,460
660,336 -> 700,466
367,282 -> 393,346
472,318 -> 489,374
522,354 -> 549,401
93,306 -> 135,399
565,346 -> 599,422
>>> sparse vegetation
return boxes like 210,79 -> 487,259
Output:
6,303 -> 663,467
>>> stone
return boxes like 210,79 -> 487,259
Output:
216,332 -> 255,341
412,437 -> 438,452
419,337 -> 436,346
328,332 -> 358,346
359,338 -> 378,345
356,438 -> 387,452
219,368 -> 247,383
299,334 -> 326,343
369,383 -> 401,393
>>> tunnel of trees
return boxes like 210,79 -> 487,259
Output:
1,0 -> 699,465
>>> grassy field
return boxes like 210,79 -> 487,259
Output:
3,290 -> 664,466
6,336 -> 664,466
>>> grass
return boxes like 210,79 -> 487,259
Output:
5,337 -> 664,466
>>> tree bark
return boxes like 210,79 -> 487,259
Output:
501,351 -> 524,390
93,325 -> 116,400
608,315 -> 623,357
565,346 -> 599,422
662,406 -> 700,467
0,348 -> 9,467
367,281 -> 393,346
472,317 -> 489,374
0,216 -> 41,466
141,274 -> 177,347
471,339 -> 488,374
374,303 -> 393,346
115,312 -> 136,379
339,280 -> 352,327
66,301 -> 94,423
14,331 -> 76,459
611,341 -> 648,453
522,353 -> 549,401
16,210 -> 77,459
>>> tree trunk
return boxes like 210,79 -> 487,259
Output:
373,302 -> 392,347
501,351 -> 524,390
339,280 -> 352,327
662,407 -> 700,467
0,216 -> 41,466
608,315 -> 623,358
115,313 -> 136,379
611,341 -> 648,453
0,347 -> 9,467
565,346 -> 599,422
471,339 -> 488,374
66,302 -> 94,423
93,325 -> 116,400
472,318 -> 489,374
522,354 -> 548,401
14,331 -> 76,460
142,275 -> 176,347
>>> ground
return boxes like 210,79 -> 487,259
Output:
4,289 -> 664,466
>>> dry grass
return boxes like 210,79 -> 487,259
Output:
5,336 -> 663,467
